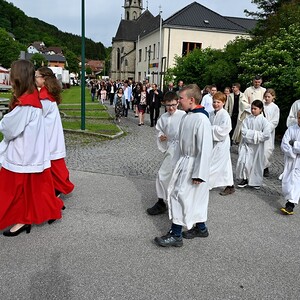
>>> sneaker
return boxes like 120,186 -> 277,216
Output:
237,179 -> 248,188
154,232 -> 183,247
263,168 -> 270,177
280,202 -> 295,215
146,201 -> 167,215
219,186 -> 235,196
182,226 -> 209,239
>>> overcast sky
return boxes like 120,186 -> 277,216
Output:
7,0 -> 258,47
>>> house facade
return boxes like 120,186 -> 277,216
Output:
111,1 -> 257,86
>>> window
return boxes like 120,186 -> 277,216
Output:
153,44 -> 156,59
145,47 -> 147,61
182,42 -> 202,56
138,49 -> 142,62
148,45 -> 151,61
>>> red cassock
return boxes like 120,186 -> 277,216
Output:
0,90 -> 64,230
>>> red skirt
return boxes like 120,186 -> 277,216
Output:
51,158 -> 74,195
0,167 -> 64,230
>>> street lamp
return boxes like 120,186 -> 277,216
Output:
81,0 -> 86,130
147,48 -> 153,77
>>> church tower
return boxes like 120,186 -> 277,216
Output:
124,0 -> 143,20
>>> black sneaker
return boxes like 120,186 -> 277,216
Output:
154,232 -> 183,247
280,202 -> 295,215
182,226 -> 209,239
147,201 -> 167,215
237,179 -> 248,188
263,168 -> 270,177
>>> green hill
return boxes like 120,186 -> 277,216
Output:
0,0 -> 107,61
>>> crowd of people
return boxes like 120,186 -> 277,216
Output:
0,59 -> 74,237
140,76 -> 300,247
1,65 -> 299,242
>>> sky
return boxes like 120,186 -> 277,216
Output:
7,0 -> 258,47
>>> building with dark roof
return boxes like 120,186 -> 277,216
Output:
111,1 -> 257,84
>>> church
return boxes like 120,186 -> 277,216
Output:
110,1 -> 256,86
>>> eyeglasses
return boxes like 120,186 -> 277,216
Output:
163,104 -> 178,107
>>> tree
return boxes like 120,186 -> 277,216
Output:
238,24 -> 300,133
0,28 -> 24,68
64,49 -> 79,74
30,53 -> 48,69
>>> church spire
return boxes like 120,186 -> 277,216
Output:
123,0 -> 143,20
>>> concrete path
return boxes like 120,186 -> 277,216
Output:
1,103 -> 300,300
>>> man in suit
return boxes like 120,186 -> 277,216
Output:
225,82 -> 249,143
148,83 -> 163,127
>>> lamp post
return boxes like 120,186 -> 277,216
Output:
147,48 -> 153,78
81,0 -> 86,130
158,5 -> 163,89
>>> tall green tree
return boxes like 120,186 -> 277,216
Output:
30,53 -> 48,69
0,28 -> 24,68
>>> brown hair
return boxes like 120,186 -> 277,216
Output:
180,84 -> 202,104
213,91 -> 226,103
37,67 -> 62,104
9,60 -> 36,109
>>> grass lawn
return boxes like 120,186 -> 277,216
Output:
60,86 -> 121,136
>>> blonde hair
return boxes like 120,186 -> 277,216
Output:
180,84 -> 202,104
264,88 -> 276,102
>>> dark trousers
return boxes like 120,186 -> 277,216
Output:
149,106 -> 160,126
109,93 -> 114,105
230,115 -> 238,140
123,100 -> 130,117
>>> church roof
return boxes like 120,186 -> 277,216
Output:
113,10 -> 160,42
163,1 -> 256,33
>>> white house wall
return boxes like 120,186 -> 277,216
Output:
163,27 -> 249,68
136,27 -> 250,85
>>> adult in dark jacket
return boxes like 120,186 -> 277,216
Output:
147,83 -> 163,127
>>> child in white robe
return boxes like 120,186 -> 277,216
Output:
209,92 -> 235,195
263,89 -> 280,177
236,100 -> 271,189
147,92 -> 185,215
286,99 -> 300,127
154,84 -> 212,247
280,110 -> 300,215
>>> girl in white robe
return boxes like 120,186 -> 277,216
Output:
236,100 -> 271,189
263,89 -> 280,177
147,92 -> 185,215
209,92 -> 234,195
280,110 -> 300,215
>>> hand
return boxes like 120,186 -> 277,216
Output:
192,179 -> 203,185
159,135 -> 167,142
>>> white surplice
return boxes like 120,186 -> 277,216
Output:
155,109 -> 186,200
236,114 -> 271,187
281,124 -> 300,204
167,111 -> 213,229
209,108 -> 233,189
263,101 -> 280,168
286,100 -> 300,127
41,100 -> 66,160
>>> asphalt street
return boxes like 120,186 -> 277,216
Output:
1,103 -> 300,300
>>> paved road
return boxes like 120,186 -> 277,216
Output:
1,104 -> 300,300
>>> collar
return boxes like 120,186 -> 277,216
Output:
187,105 -> 209,118
39,86 -> 56,102
17,89 -> 42,108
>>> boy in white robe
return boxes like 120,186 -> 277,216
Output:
147,91 -> 185,215
209,92 -> 235,195
154,84 -> 212,247
280,110 -> 300,215
236,100 -> 271,189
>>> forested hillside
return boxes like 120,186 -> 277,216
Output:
0,0 -> 107,60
